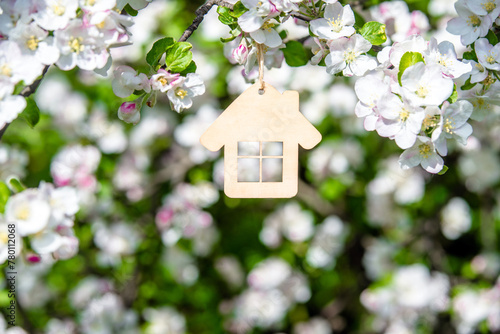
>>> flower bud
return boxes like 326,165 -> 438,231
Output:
232,43 -> 249,65
118,100 -> 141,124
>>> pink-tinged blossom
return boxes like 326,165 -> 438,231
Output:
370,1 -> 429,43
112,65 -> 150,97
32,0 -> 79,31
150,69 -> 181,93
326,34 -> 377,77
431,100 -> 474,156
232,41 -> 249,65
54,19 -> 109,71
51,145 -> 101,191
401,62 -> 454,107
310,2 -> 355,40
167,73 -> 205,113
424,38 -> 472,78
376,93 -> 425,149
446,0 -> 492,46
399,136 -> 444,173
307,37 -> 328,66
8,22 -> 60,65
406,10 -> 430,37
474,38 -> 500,71
118,100 -> 141,124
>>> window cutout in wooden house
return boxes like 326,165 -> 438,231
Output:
238,141 -> 260,156
263,141 -> 283,156
237,158 -> 260,182
262,158 -> 283,182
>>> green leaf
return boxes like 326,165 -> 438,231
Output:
359,21 -> 387,46
462,50 -> 477,62
179,61 -> 197,76
461,77 -> 477,91
438,165 -> 449,175
0,181 -> 10,214
165,42 -> 193,73
123,4 -> 138,16
8,178 -> 25,193
448,85 -> 458,103
283,41 -> 309,67
486,29 -> 498,45
279,30 -> 287,40
231,1 -> 248,18
398,51 -> 425,85
217,6 -> 236,25
146,37 -> 175,69
19,96 -> 40,128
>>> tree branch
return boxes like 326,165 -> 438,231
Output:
178,0 -> 235,42
0,65 -> 50,141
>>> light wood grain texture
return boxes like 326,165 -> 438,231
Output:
200,83 -> 321,198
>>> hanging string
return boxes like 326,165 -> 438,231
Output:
257,43 -> 265,93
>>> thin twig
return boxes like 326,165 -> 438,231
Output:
178,0 -> 235,42
290,13 -> 312,22
0,65 -> 50,141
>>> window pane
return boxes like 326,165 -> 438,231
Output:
262,158 -> 282,182
238,142 -> 260,156
238,158 -> 260,182
262,142 -> 283,156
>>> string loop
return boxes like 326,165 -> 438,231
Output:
257,43 -> 265,93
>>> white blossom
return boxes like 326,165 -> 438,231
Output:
32,0 -> 79,31
309,2 -> 355,40
401,62 -> 454,107
112,65 -> 150,97
166,73 -> 205,113
440,197 -> 471,239
431,100 -> 474,156
5,189 -> 51,236
446,0 -> 492,45
399,136 -> 444,173
326,34 -> 377,77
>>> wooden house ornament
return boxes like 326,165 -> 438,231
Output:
200,82 -> 322,198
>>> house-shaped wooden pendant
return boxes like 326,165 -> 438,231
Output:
200,83 -> 322,198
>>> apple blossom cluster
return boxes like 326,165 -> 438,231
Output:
112,65 -> 206,122
446,0 -> 500,46
354,34 -> 475,174
2,182 -> 80,263
0,0 -> 138,130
